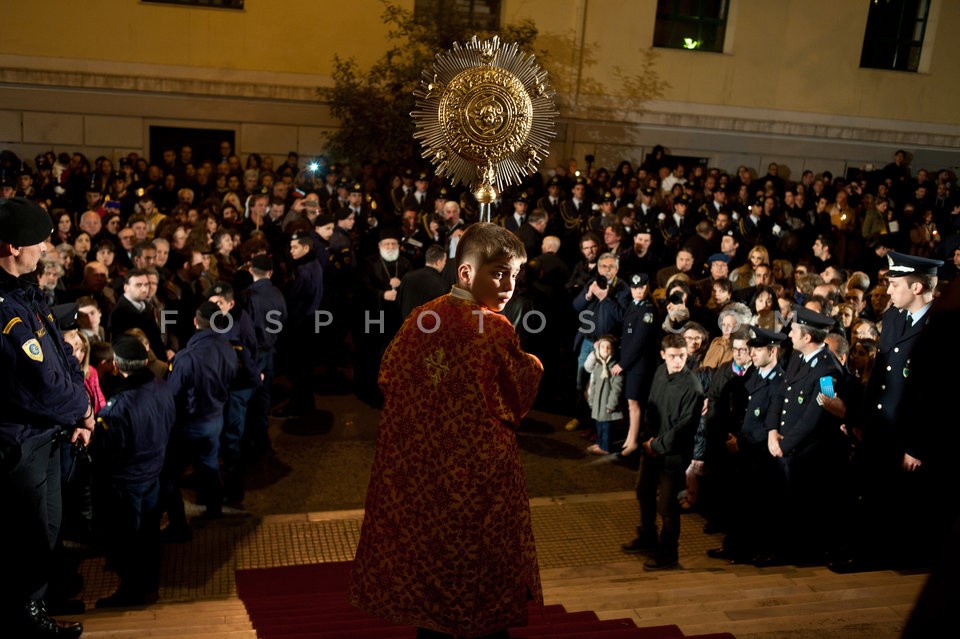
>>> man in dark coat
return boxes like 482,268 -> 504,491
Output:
162,301 -> 238,531
92,336 -> 176,608
708,326 -> 787,564
279,232 -> 324,416
397,244 -> 448,319
831,252 -> 943,573
0,197 -> 89,638
108,268 -> 167,361
762,306 -> 847,566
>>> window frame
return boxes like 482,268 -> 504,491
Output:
653,0 -> 731,54
859,0 -> 931,73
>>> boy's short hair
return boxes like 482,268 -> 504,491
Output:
455,222 -> 526,268
661,333 -> 686,351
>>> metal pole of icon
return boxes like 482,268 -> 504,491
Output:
411,36 -> 557,224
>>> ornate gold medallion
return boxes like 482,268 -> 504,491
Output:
412,36 -> 557,214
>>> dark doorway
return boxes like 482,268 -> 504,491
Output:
149,126 -> 235,167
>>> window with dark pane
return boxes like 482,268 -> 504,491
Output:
653,0 -> 729,52
414,0 -> 501,31
860,0 -> 930,72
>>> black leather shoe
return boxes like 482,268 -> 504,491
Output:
621,537 -> 658,554
18,600 -> 83,638
643,555 -> 679,571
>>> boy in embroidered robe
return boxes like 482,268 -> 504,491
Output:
350,223 -> 544,639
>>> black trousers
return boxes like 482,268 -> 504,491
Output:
0,436 -> 61,606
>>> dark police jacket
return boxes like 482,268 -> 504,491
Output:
93,369 -> 175,485
619,299 -> 658,377
739,364 -> 784,447
285,252 -> 324,332
167,329 -> 237,426
0,269 -> 88,447
862,305 -> 930,441
223,307 -> 260,390
241,277 -> 288,356
766,346 -> 844,457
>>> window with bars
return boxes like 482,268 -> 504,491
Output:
860,0 -> 930,72
414,0 -> 501,32
653,0 -> 729,53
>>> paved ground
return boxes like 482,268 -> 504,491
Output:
241,379 -> 640,515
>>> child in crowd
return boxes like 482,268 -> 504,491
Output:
585,335 -> 624,455
350,223 -> 543,639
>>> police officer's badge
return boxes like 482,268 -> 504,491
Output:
22,338 -> 43,362
797,396 -> 804,405
754,408 -> 761,417
643,312 -> 653,324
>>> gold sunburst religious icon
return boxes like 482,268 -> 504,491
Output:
412,35 -> 557,220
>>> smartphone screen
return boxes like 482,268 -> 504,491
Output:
819,375 -> 836,398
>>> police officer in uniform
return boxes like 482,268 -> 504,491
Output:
239,255 -> 287,459
0,197 -> 89,638
762,306 -> 847,566
614,273 -> 659,458
831,252 -> 943,572
708,326 -> 786,564
91,336 -> 176,608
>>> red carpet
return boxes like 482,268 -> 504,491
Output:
236,562 -> 735,639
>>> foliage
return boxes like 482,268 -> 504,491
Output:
319,0 -> 538,167
319,1 -> 668,167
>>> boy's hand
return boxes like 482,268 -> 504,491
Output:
611,363 -> 623,375
383,290 -> 398,301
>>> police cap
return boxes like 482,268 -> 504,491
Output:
52,303 -> 79,331
0,197 -> 53,246
791,305 -> 834,329
640,186 -> 657,197
112,335 -> 148,363
674,194 -> 691,206
601,191 -> 615,203
747,325 -> 787,348
196,300 -> 222,322
629,273 -> 649,288
547,176 -> 561,187
886,251 -> 943,277
204,282 -> 234,300
314,212 -> 336,228
336,208 -> 355,221
349,182 -> 363,194
515,191 -> 530,203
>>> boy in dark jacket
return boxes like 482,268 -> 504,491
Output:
622,332 -> 704,570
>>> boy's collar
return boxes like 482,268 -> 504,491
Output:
450,286 -> 477,303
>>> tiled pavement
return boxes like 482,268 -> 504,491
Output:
78,491 -> 713,606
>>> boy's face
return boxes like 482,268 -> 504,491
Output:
661,346 -> 687,374
460,257 -> 523,311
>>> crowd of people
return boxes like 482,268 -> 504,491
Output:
1,139 -> 958,636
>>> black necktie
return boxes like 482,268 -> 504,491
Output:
903,314 -> 914,335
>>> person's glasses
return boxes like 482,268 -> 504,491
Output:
732,347 -> 749,354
